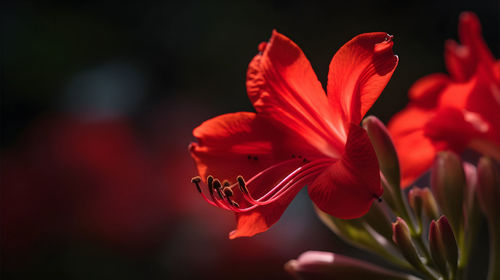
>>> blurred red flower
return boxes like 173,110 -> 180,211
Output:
0,116 -> 171,259
388,12 -> 500,187
189,30 -> 398,238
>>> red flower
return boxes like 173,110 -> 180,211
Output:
189,30 -> 398,238
388,12 -> 500,187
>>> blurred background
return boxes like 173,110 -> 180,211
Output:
1,0 -> 499,279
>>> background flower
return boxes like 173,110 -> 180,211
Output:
388,12 -> 500,187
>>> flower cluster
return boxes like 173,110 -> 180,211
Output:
189,11 -> 499,280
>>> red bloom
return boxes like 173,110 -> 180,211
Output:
388,12 -> 500,187
189,30 -> 398,238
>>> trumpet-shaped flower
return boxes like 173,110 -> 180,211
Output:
189,30 -> 398,238
388,12 -> 500,187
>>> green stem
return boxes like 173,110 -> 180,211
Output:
381,174 -> 419,234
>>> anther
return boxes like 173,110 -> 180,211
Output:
237,176 -> 249,195
207,176 -> 214,195
213,179 -> 222,189
213,179 -> 224,199
223,187 -> 233,197
191,176 -> 202,193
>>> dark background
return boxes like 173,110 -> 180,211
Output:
1,0 -> 499,279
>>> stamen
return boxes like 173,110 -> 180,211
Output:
190,177 -> 217,207
239,161 -> 330,207
194,158 -> 336,213
228,168 -> 324,213
245,158 -> 334,201
207,176 -> 214,195
213,179 -> 224,199
223,187 -> 233,197
191,176 -> 202,193
237,176 -> 249,194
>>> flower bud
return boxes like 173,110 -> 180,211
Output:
421,188 -> 440,221
438,216 -> 458,275
392,218 -> 422,268
408,187 -> 424,223
429,220 -> 449,278
476,157 -> 500,219
429,216 -> 459,279
315,207 -> 408,267
285,251 -> 418,280
362,116 -> 400,189
431,151 -> 465,237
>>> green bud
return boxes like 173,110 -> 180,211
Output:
421,188 -> 440,221
285,251 -> 419,280
315,207 -> 410,268
362,116 -> 401,189
429,220 -> 449,278
431,151 -> 465,238
392,218 -> 422,269
438,216 -> 458,276
429,216 -> 459,279
408,187 -> 424,224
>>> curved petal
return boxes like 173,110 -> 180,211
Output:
445,12 -> 495,82
189,112 -> 318,183
308,124 -> 382,219
424,107 -> 482,153
465,64 -> 500,145
408,73 -> 450,108
458,12 -> 495,67
388,106 -> 436,187
444,40 -> 476,82
327,32 -> 398,127
246,30 -> 344,158
229,176 -> 308,239
438,77 -> 476,109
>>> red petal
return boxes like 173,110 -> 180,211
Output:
458,12 -> 495,67
408,73 -> 450,108
327,33 -> 398,126
246,30 -> 344,157
190,112 -> 317,183
229,176 -> 306,239
424,107 -> 479,153
438,77 -> 475,109
388,106 -> 436,187
445,12 -> 496,82
307,124 -> 382,219
465,64 -> 500,145
444,40 -> 476,82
